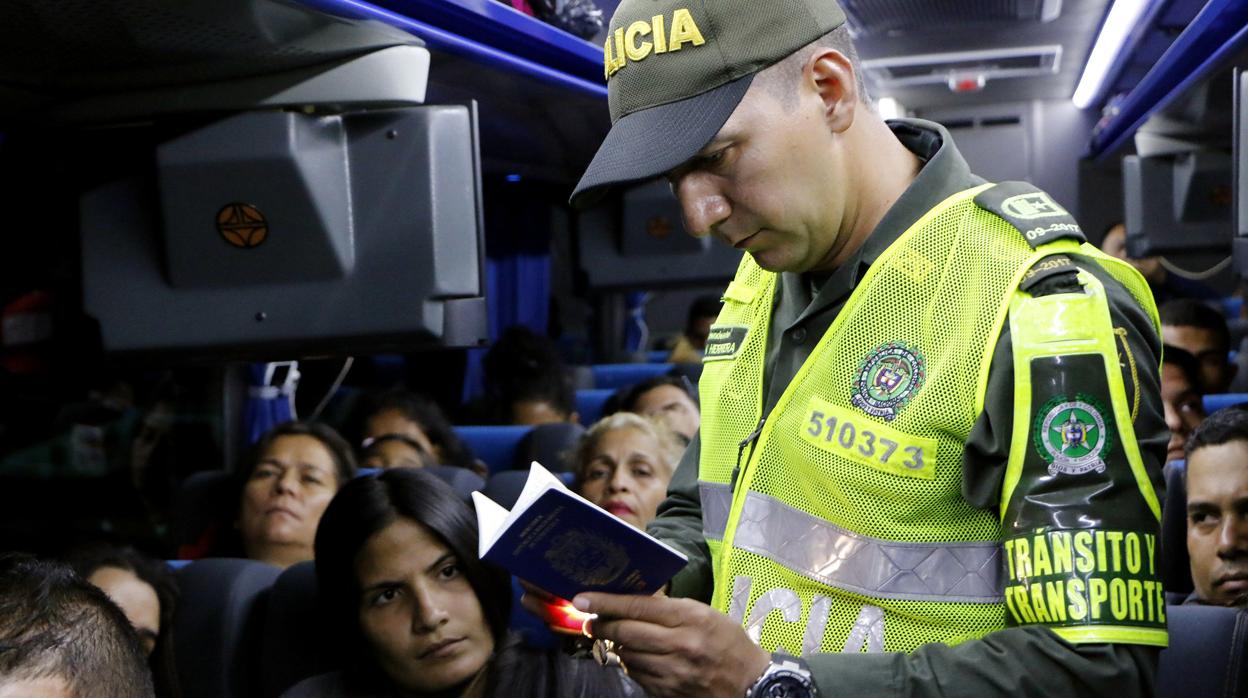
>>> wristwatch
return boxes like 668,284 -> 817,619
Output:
744,653 -> 818,698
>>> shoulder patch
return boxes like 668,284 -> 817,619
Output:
974,181 -> 1086,250
1020,255 -> 1077,293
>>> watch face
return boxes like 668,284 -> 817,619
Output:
760,671 -> 814,698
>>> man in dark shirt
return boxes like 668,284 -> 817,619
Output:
1184,408 -> 1248,607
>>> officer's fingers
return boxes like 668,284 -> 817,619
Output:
517,580 -> 557,602
589,617 -> 686,653
518,590 -> 592,635
573,592 -> 693,626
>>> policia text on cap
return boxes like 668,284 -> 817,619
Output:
524,1 -> 1168,696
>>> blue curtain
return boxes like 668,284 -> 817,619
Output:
624,291 -> 650,354
244,362 -> 299,444
461,254 -> 551,402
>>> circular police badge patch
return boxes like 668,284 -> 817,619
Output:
1033,394 -> 1114,476
851,342 -> 925,421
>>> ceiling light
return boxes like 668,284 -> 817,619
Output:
877,97 -> 903,120
1072,0 -> 1151,109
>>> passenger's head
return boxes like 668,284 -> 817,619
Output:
361,433 -> 437,471
64,545 -> 176,658
684,295 -> 723,350
506,374 -> 578,426
1163,345 -> 1206,464
237,421 -> 357,569
1101,222 -> 1127,259
353,390 -> 478,471
1184,408 -> 1248,606
315,469 -> 509,696
1099,221 -> 1162,283
1161,299 -> 1236,394
482,326 -> 577,425
574,413 -> 684,529
0,554 -> 154,698
612,375 -> 700,442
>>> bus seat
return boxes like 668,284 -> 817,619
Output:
569,365 -> 595,391
481,470 -> 576,510
171,558 -> 281,698
575,389 -> 614,425
1156,603 -> 1248,698
1221,296 -> 1243,321
260,561 -> 335,698
172,470 -> 234,552
1203,393 -> 1248,414
425,464 -> 486,500
590,363 -> 672,390
508,576 -> 557,650
514,422 -> 585,472
453,426 -> 533,476
1160,463 -> 1195,600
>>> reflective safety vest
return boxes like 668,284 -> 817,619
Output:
698,183 -> 1162,654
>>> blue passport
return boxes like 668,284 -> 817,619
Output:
471,463 -> 687,601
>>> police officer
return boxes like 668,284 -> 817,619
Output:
527,1 -> 1169,695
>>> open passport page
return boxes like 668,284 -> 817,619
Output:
471,462 -> 687,601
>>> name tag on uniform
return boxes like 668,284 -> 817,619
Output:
703,325 -> 749,362
799,397 -> 938,479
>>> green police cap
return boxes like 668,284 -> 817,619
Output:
570,0 -> 847,209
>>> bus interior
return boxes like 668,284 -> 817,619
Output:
0,0 -> 1246,696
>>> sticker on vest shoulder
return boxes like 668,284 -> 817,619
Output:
1033,394 -> 1115,476
702,325 -> 749,362
851,342 -> 925,421
801,398 -> 938,480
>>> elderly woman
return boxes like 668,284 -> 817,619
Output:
285,469 -> 640,697
573,413 -> 684,530
235,421 -> 357,569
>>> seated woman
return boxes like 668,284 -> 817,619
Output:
350,390 -> 484,475
236,421 -> 357,569
573,413 -> 683,530
286,469 -> 639,697
360,433 -> 437,471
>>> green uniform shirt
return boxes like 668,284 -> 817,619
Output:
648,119 -> 1166,696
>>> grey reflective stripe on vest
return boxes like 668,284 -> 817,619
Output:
733,491 -> 1004,603
699,481 -> 732,540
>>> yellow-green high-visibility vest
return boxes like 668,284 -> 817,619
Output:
697,183 -> 1163,655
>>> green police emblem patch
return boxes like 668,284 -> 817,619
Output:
1033,394 -> 1114,476
851,342 -> 925,421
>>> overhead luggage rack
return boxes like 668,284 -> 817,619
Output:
1090,0 -> 1248,159
301,0 -> 607,90
294,0 -> 610,180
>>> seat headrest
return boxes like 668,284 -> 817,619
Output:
171,558 -> 281,698
172,471 -> 235,550
1157,603 -> 1248,698
514,422 -> 586,472
1161,463 -> 1194,595
260,561 -> 337,698
424,465 -> 486,501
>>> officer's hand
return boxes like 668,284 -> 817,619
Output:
574,591 -> 770,698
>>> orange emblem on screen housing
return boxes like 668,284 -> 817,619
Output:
217,203 -> 269,249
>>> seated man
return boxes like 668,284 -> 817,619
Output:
1183,408 -> 1248,607
1163,345 -> 1207,464
669,295 -> 722,363
0,554 -> 154,698
1161,299 -> 1237,395
609,375 -> 700,444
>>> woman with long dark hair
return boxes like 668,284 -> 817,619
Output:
286,468 -> 640,697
